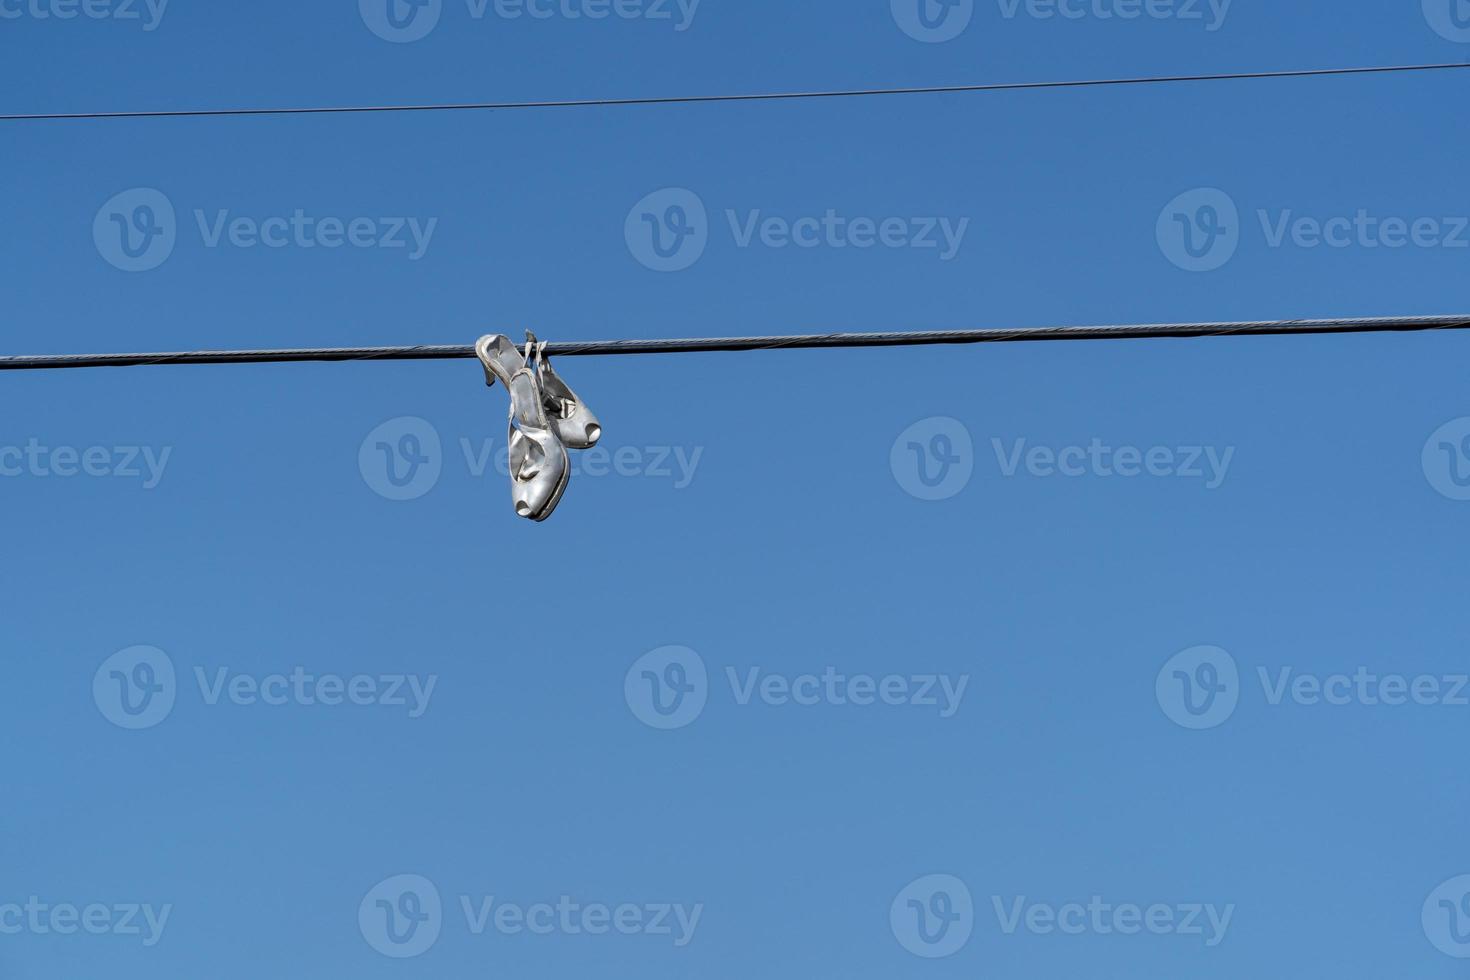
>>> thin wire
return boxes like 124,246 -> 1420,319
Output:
3,316 -> 1467,371
4,62 -> 1468,122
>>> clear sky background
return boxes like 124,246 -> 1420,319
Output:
3,1 -> 1470,977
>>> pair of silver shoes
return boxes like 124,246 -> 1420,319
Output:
475,333 -> 601,522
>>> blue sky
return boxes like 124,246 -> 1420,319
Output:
3,1 -> 1470,977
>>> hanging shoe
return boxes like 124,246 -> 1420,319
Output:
526,332 -> 601,450
475,334 -> 570,522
